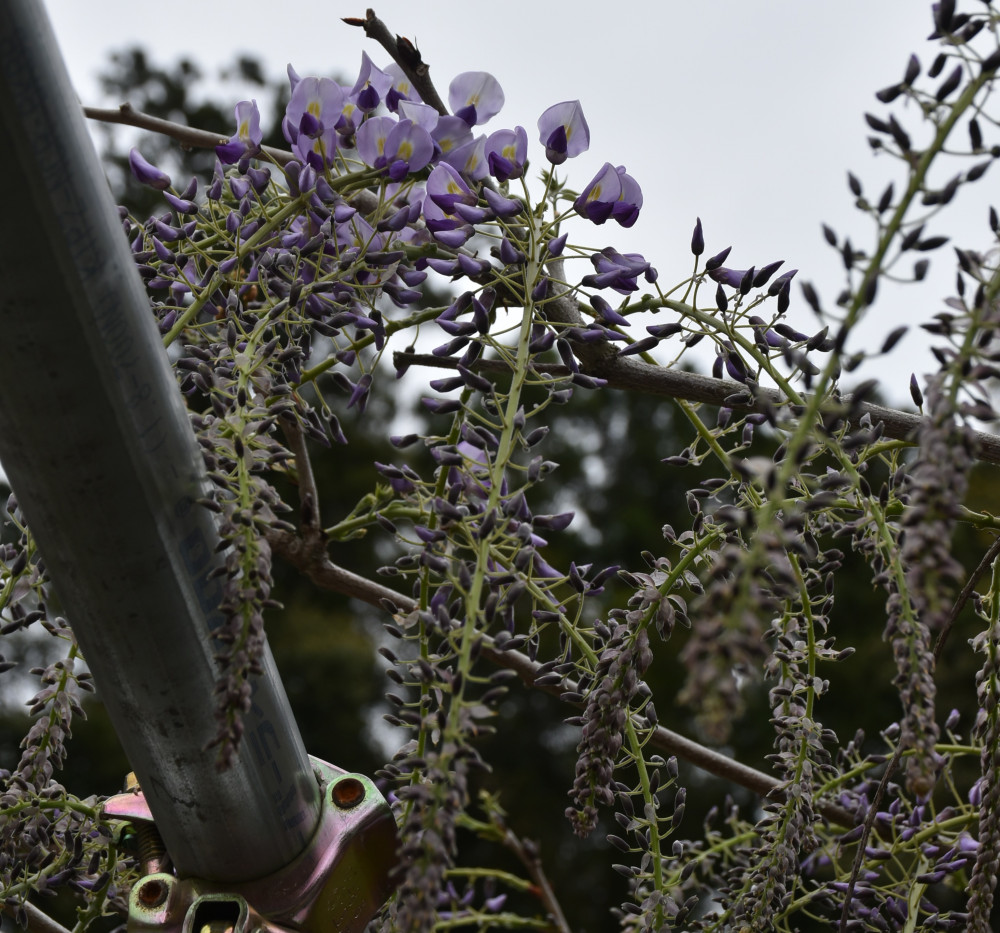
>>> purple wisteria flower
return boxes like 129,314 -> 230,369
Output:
283,76 -> 345,169
349,52 -> 394,113
384,62 -> 421,111
396,99 -> 441,133
582,248 -> 654,294
485,126 -> 528,182
574,163 -> 642,227
129,148 -> 171,190
426,162 -> 477,213
448,72 -> 505,126
423,163 -> 477,246
356,116 -> 434,180
216,99 -> 263,164
537,100 -> 590,164
432,116 -> 474,160
444,135 -> 489,181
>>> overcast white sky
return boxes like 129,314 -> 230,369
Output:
37,0 -> 988,403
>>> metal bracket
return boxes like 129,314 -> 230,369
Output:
103,759 -> 398,933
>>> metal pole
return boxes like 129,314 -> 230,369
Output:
0,0 -> 322,882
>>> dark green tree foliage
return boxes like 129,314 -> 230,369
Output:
7,4 -> 1000,932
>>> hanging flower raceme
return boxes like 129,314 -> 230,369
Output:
537,100 -> 590,164
574,162 -> 642,227
216,99 -> 263,165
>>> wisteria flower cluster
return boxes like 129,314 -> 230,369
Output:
8,3 -> 1000,933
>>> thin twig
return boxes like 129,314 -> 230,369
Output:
342,9 -> 448,115
83,104 -> 295,165
393,350 -> 1000,468
934,534 -> 1000,663
0,901 -> 73,933
837,743 -> 904,933
281,421 -> 322,534
265,528 -> 858,828
500,827 -> 573,933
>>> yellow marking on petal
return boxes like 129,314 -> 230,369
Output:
238,121 -> 251,141
447,181 -> 461,195
307,101 -> 321,118
440,139 -> 453,152
398,141 -> 414,160
587,185 -> 603,202
502,144 -> 516,159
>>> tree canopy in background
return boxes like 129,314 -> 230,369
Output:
5,3 -> 1000,932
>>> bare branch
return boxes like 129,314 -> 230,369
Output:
281,421 -> 322,534
499,827 -> 573,933
0,901 -> 73,933
83,104 -> 295,165
392,349 -> 1000,467
266,528 -> 857,828
342,9 -> 448,115
934,534 -> 1000,663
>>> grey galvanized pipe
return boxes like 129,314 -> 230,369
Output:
0,1 -> 321,881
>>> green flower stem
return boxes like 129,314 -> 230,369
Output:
298,303 -> 446,384
624,714 -> 664,928
444,867 -> 535,893
162,196 -> 309,347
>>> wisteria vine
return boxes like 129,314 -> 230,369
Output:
7,2 -> 1000,931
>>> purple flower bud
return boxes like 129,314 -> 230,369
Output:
619,336 -> 660,356
164,192 -> 197,214
705,246 -> 732,271
423,396 -> 464,414
482,186 -> 523,218
129,148 -> 171,190
499,238 -> 525,265
531,277 -> 550,302
767,268 -> 798,296
547,233 -> 568,257
691,217 -> 705,256
592,295 -> 628,326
